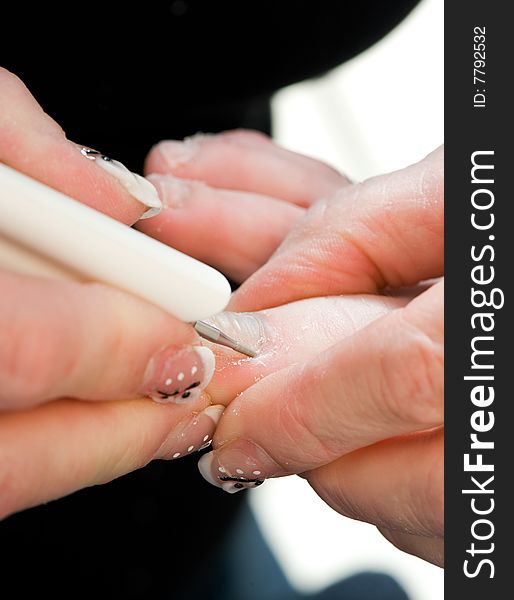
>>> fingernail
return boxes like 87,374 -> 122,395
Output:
156,404 -> 224,460
79,147 -> 162,218
156,133 -> 210,169
201,312 -> 269,357
147,174 -> 193,209
141,345 -> 215,404
197,439 -> 280,493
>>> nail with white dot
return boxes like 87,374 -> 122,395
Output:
144,345 -> 215,404
165,404 -> 223,463
197,453 -> 265,494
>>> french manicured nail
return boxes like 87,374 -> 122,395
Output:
156,405 -> 224,460
142,345 -> 215,404
80,147 -> 162,218
198,439 -> 280,493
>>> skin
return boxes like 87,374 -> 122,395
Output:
0,69 -> 205,517
141,132 -> 444,566
1,68 -> 444,570
0,70 -> 402,523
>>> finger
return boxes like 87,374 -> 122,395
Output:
307,428 -> 444,538
203,293 -> 411,406
198,281 -> 443,492
0,68 -> 160,223
0,270 -> 215,409
231,146 -> 444,311
136,174 -> 303,282
378,527 -> 444,567
0,396 -> 225,520
145,129 -> 349,207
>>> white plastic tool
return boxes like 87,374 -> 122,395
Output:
0,163 -> 231,322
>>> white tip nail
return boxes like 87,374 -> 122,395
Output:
197,452 -> 220,488
221,482 -> 244,494
202,404 -> 224,425
195,346 -> 216,387
94,156 -> 162,216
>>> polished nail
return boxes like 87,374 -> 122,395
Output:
156,405 -> 224,460
142,345 -> 215,404
80,147 -> 162,218
198,439 -> 279,493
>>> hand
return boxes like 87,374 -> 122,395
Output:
141,130 -> 442,308
203,282 -> 443,568
0,68 -> 161,225
0,69 -> 220,519
142,133 -> 444,566
138,129 -> 349,282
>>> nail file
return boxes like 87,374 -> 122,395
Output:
194,321 -> 257,358
0,163 -> 231,323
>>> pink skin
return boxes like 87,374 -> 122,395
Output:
0,69 -> 212,519
141,132 -> 444,566
202,294 -> 410,405
1,68 -> 444,568
0,68 -> 150,224
204,284 -> 443,479
0,394 -> 218,520
0,288 -> 408,520
138,129 -> 349,281
141,132 -> 442,309
145,130 -> 349,207
200,282 -> 444,566
231,146 -> 443,310
139,175 -> 303,282
0,270 -> 201,409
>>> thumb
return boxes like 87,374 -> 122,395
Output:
199,281 -> 443,492
231,147 -> 444,311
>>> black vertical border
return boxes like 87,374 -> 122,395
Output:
445,1 -> 511,596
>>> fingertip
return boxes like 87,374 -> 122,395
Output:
145,138 -> 199,176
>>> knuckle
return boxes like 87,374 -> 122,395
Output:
0,322 -> 76,407
380,310 -> 444,427
274,368 -> 341,468
420,437 -> 445,535
0,283 -> 79,406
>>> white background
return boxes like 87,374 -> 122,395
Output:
251,0 -> 444,598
